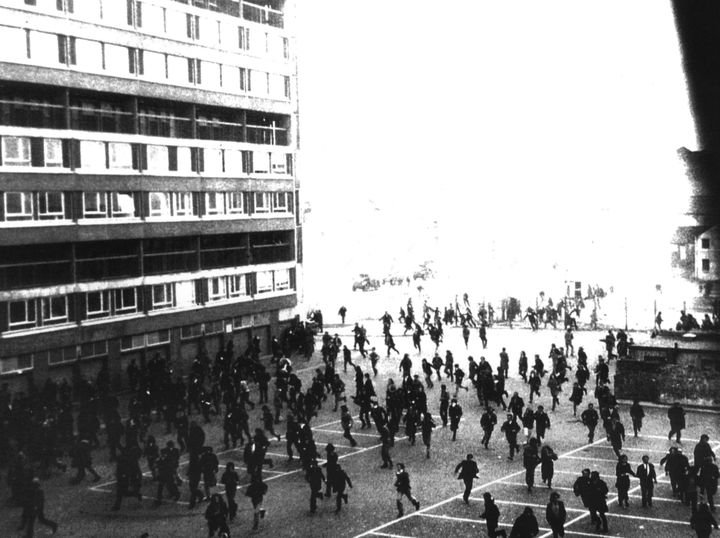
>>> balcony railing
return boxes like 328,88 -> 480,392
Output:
70,106 -> 135,134
0,100 -> 289,146
172,0 -> 284,28
0,100 -> 66,130
139,112 -> 194,139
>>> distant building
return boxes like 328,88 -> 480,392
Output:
0,0 -> 301,390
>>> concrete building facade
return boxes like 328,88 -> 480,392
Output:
0,0 -> 301,390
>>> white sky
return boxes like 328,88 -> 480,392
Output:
293,0 -> 698,296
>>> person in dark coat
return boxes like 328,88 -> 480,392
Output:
204,493 -> 230,537
19,478 -> 58,537
607,417 -> 626,458
573,469 -> 596,526
545,491 -> 567,538
569,382 -> 585,416
636,454 -> 658,507
668,402 -> 686,443
245,473 -> 268,530
501,413 -> 521,461
420,412 -> 436,459
480,492 -> 507,538
691,502 -> 719,538
615,454 -> 636,507
220,462 -> 240,521
481,407 -> 497,449
581,403 -> 599,443
449,398 -> 463,441
541,445 -> 558,489
523,439 -> 541,492
535,406 -> 550,443
695,435 -> 717,467
630,399 -> 645,437
699,456 -> 720,512
587,471 -> 609,533
70,438 -> 101,484
661,446 -> 689,497
306,459 -> 326,514
200,446 -> 219,499
394,463 -> 420,517
332,465 -> 353,513
454,454 -> 479,504
509,506 -> 539,538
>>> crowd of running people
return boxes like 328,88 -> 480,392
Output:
1,292 -> 718,537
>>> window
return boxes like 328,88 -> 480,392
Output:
272,192 -> 289,213
187,14 -> 201,40
86,290 -> 110,319
146,329 -> 170,346
25,0 -> 38,5
48,346 -> 78,366
175,280 -> 195,307
208,277 -> 226,301
283,37 -> 290,59
8,299 -> 36,330
239,67 -> 250,91
108,142 -> 133,169
149,192 -> 171,217
0,355 -> 33,375
120,334 -> 145,351
174,192 -> 193,217
111,192 -> 136,218
128,48 -> 144,75
227,192 -> 245,214
256,271 -> 273,294
254,192 -> 271,213
2,137 -> 31,166
114,287 -> 137,314
152,283 -> 174,309
147,145 -> 169,172
275,269 -> 290,290
702,238 -> 710,249
181,324 -> 202,339
188,58 -> 202,84
83,192 -> 107,218
56,0 -> 74,13
127,0 -> 142,28
238,26 -> 250,50
229,274 -> 247,297
57,35 -> 76,66
204,148 -> 223,174
205,192 -> 225,215
44,139 -> 64,167
38,192 -> 65,220
270,152 -> 287,174
79,140 -> 106,170
79,340 -> 107,359
284,75 -> 291,98
253,150 -> 269,173
702,259 -> 710,272
4,193 -> 33,221
41,296 -> 68,324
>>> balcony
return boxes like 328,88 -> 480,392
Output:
0,100 -> 289,146
0,99 -> 65,130
172,0 -> 285,29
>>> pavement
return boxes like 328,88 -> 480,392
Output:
1,319 -> 719,537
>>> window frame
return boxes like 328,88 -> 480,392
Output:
208,276 -> 227,302
205,192 -> 226,216
2,136 -> 32,167
86,290 -> 111,319
152,283 -> 174,309
274,268 -> 290,291
254,192 -> 272,214
114,287 -> 138,314
110,192 -> 137,218
38,192 -> 65,220
41,295 -> 68,325
148,192 -> 172,218
82,191 -> 108,218
8,299 -> 36,330
272,191 -> 289,213
4,192 -> 34,221
227,192 -> 245,214
228,273 -> 247,298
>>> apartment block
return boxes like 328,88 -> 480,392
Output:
0,0 -> 301,390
